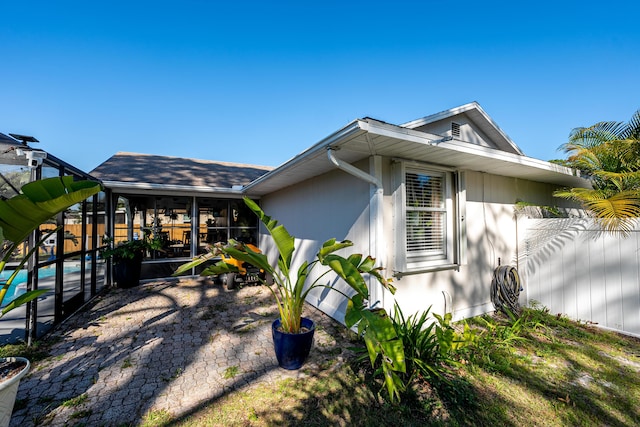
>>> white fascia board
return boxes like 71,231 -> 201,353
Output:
101,180 -> 245,197
361,119 -> 587,184
243,120 -> 366,192
401,102 -> 480,128
361,119 -> 444,142
400,102 -> 525,156
470,103 -> 524,156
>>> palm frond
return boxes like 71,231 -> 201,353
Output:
556,109 -> 640,234
566,121 -> 626,148
554,187 -> 640,233
593,170 -> 640,191
622,109 -> 640,140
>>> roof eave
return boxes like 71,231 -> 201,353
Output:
244,117 -> 589,196
102,180 -> 245,197
363,118 -> 589,187
243,119 -> 367,193
401,102 -> 525,156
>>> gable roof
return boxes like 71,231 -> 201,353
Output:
401,101 -> 524,155
244,103 -> 589,196
90,152 -> 272,195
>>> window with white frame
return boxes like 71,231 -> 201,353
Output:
393,162 -> 465,273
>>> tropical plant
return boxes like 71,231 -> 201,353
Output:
432,312 -> 479,362
386,302 -> 489,404
555,109 -> 640,233
391,302 -> 447,385
174,196 -> 406,401
0,176 -> 102,318
102,235 -> 163,263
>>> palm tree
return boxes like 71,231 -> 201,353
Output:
555,109 -> 640,233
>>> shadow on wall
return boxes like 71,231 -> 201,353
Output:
519,218 -> 596,272
520,216 -> 640,336
389,200 -> 511,323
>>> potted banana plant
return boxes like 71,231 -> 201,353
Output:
0,176 -> 102,426
175,197 -> 406,400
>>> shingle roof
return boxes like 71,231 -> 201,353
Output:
90,152 -> 273,189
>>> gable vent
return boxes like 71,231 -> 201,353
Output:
451,122 -> 461,138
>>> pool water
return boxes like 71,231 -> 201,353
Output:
0,267 -> 80,307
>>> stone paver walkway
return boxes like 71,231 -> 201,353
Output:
10,277 -> 355,426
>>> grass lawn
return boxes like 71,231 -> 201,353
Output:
143,308 -> 640,427
3,306 -> 639,426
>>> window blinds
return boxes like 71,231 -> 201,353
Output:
405,171 -> 446,256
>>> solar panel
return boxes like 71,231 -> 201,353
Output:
8,133 -> 39,143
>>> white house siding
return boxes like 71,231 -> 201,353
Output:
383,167 -> 569,322
258,165 -> 372,322
413,115 -> 496,151
256,156 -> 576,327
520,218 -> 640,337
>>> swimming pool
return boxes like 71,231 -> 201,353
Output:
0,266 -> 80,307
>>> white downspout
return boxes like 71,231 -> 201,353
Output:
327,148 -> 385,310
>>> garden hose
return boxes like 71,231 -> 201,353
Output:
490,263 -> 522,315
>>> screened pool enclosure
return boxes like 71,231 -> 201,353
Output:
110,194 -> 259,279
0,133 -> 107,344
1,140 -> 267,345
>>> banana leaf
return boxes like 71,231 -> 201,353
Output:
0,177 -> 102,316
174,196 -> 407,401
0,176 -> 102,245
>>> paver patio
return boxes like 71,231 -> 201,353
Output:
9,277 -> 356,426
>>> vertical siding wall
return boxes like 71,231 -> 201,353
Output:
255,160 -> 604,332
520,218 -> 640,337
387,170 -> 565,323
259,167 -> 371,322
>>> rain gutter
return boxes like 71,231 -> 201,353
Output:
243,120 -> 365,194
327,147 -> 385,310
101,180 -> 246,196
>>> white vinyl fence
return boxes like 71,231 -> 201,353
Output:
519,218 -> 640,337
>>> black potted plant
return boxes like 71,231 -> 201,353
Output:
175,197 -> 406,400
102,236 -> 162,288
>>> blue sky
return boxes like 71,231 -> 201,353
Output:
2,1 -> 639,173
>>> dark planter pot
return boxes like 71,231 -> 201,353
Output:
271,317 -> 315,370
113,253 -> 143,288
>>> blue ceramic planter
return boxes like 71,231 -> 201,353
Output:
271,317 -> 315,370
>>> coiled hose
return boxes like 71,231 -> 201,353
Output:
490,264 -> 522,315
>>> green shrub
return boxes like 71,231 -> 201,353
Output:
374,303 -> 549,399
390,303 -> 480,395
433,312 -> 479,361
391,302 -> 442,384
